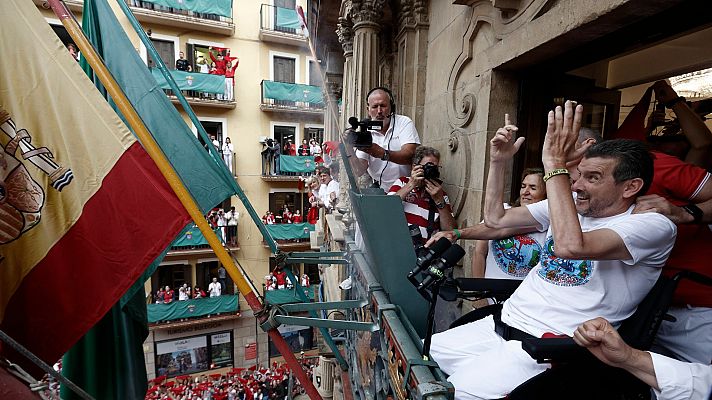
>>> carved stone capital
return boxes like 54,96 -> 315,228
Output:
336,17 -> 354,56
398,0 -> 429,31
350,0 -> 387,28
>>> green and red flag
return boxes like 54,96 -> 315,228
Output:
0,0 -> 191,373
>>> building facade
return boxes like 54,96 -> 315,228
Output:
35,0 -> 324,379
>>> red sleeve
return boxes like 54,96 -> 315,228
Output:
209,52 -> 217,63
387,177 -> 408,195
648,151 -> 710,205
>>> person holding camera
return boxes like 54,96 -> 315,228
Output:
343,87 -> 421,190
387,146 -> 455,241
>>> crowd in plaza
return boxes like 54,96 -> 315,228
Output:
144,358 -> 319,400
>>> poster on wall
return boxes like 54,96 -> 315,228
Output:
155,336 -> 209,377
211,332 -> 233,368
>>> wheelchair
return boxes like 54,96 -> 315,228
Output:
437,270 -> 712,400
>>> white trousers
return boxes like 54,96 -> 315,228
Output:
653,306 -> 712,364
430,315 -> 549,400
225,77 -> 234,100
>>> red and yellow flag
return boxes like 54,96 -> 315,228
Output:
0,0 -> 190,365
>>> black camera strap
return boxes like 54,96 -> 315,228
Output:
426,197 -> 437,240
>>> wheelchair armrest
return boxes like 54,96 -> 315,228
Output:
455,278 -> 522,302
520,337 -> 591,364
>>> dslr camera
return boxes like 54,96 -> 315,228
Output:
348,117 -> 383,149
422,162 -> 441,182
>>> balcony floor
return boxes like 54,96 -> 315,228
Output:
169,95 -> 236,110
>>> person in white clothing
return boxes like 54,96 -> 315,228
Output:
222,137 -> 234,174
342,87 -> 420,191
316,168 -> 340,211
574,317 -> 712,400
208,277 -> 222,297
474,168 -> 547,281
429,102 -> 677,400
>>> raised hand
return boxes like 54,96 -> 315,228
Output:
490,113 -> 525,163
542,100 -> 584,169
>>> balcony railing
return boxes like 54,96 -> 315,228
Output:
259,4 -> 307,46
260,80 -> 323,114
169,224 -> 238,252
261,155 -> 317,178
126,0 -> 234,35
264,285 -> 317,305
152,69 -> 236,109
148,295 -> 239,323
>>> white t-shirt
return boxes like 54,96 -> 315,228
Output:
355,114 -> 420,191
484,203 -> 546,280
318,180 -> 340,208
208,281 -> 221,297
227,210 -> 239,226
501,199 -> 677,337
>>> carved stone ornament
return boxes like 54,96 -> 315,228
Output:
349,0 -> 387,26
440,129 -> 471,219
398,0 -> 429,31
336,17 -> 354,55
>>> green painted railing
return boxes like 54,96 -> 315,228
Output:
151,69 -> 225,94
265,285 -> 316,305
265,223 -> 314,240
261,80 -> 323,105
148,295 -> 239,323
129,0 -> 233,19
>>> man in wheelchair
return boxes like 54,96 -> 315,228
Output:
428,102 -> 678,399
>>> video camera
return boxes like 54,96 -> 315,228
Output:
347,117 -> 383,149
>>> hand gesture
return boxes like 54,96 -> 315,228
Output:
542,100 -> 586,169
410,164 -> 425,188
490,114 -> 524,163
634,194 -> 689,223
573,317 -> 633,369
425,230 -> 458,247
652,80 -> 678,104
424,178 -> 444,202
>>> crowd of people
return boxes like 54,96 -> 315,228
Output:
264,268 -> 311,292
260,163 -> 341,230
154,264 -> 228,304
261,137 -> 339,176
145,358 -> 319,400
207,206 -> 239,246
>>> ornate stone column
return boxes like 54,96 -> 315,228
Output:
349,0 -> 386,119
323,76 -> 343,142
396,0 -> 429,135
336,17 -> 354,130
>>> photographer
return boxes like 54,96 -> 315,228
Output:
343,87 -> 421,190
388,146 -> 455,241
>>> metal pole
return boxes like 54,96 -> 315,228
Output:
47,2 -> 322,398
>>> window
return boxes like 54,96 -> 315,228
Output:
269,192 -> 310,218
147,38 -> 175,69
304,127 -> 324,145
309,60 -> 323,87
273,125 -> 296,151
274,0 -> 297,34
274,56 -> 296,83
197,120 -> 224,152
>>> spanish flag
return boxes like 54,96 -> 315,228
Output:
0,0 -> 190,367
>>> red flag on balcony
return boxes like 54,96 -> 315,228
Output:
0,0 -> 190,370
296,5 -> 309,37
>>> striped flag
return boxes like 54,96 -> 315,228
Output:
0,0 -> 190,370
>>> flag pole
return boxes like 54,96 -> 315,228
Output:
46,2 -> 323,398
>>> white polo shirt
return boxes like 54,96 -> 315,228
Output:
355,114 -> 420,191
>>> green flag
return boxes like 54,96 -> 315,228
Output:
62,0 -> 238,399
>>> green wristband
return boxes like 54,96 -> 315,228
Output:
453,229 -> 461,240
